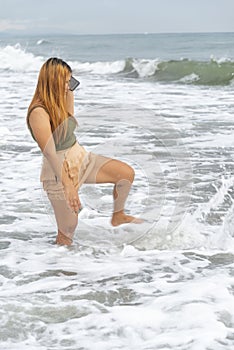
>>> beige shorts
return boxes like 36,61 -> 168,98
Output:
41,142 -> 110,200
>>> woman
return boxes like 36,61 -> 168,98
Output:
27,57 -> 140,246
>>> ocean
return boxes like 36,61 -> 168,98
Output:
1,32 -> 234,349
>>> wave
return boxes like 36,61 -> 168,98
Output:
152,58 -> 234,85
0,44 -> 43,72
70,57 -> 234,86
71,59 -> 126,75
36,39 -> 51,46
0,44 -> 233,85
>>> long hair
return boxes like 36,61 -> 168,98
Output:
27,57 -> 72,143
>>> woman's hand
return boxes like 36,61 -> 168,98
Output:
63,181 -> 81,214
61,162 -> 81,214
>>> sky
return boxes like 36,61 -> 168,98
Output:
0,0 -> 234,35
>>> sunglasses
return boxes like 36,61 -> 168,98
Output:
69,76 -> 80,91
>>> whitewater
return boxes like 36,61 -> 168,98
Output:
1,32 -> 234,349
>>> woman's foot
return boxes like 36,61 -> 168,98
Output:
111,211 -> 144,227
55,230 -> 73,246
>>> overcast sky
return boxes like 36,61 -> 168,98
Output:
0,0 -> 234,35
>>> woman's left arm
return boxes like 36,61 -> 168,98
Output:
66,90 -> 74,116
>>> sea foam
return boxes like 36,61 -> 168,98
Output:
0,44 -> 43,71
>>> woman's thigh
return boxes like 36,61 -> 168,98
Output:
84,155 -> 135,184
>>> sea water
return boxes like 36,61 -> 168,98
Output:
1,32 -> 234,349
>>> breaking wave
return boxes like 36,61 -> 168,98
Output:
0,44 -> 233,85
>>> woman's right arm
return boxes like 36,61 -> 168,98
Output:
28,107 -> 81,213
29,107 -> 64,181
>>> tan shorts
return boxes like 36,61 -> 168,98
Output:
41,142 -> 111,200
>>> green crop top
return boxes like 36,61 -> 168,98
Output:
27,105 -> 77,151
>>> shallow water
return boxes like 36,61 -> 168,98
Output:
1,33 -> 234,349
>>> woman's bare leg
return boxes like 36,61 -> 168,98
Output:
85,158 -> 142,226
48,196 -> 78,245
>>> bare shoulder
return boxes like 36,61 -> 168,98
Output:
28,106 -> 53,148
29,106 -> 49,124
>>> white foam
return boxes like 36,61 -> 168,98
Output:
132,58 -> 159,77
179,73 -> 200,83
0,44 -> 43,71
0,126 -> 12,144
71,58 -> 160,77
71,59 -> 125,75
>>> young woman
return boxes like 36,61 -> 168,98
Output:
27,57 -> 140,246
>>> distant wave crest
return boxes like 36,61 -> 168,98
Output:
36,39 -> 51,46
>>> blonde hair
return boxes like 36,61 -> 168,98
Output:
27,57 -> 72,143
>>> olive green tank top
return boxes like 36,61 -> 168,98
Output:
27,105 -> 77,151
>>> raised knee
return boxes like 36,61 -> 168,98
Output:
122,164 -> 135,183
114,162 -> 135,184
128,166 -> 135,183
